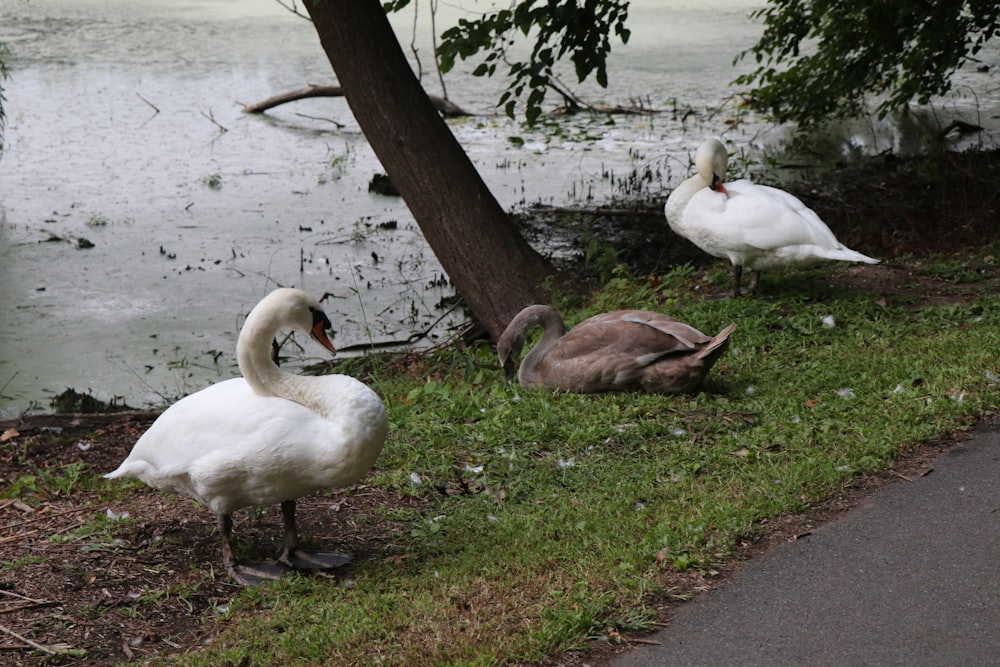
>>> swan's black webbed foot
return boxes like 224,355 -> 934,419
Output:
219,512 -> 295,586
703,265 -> 744,300
229,560 -> 293,586
281,550 -> 353,571
276,499 -> 354,571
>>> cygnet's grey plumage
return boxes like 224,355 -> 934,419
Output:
497,305 -> 735,394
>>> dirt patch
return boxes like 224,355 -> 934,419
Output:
825,259 -> 999,307
0,414 -> 424,665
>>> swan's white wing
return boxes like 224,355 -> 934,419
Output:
107,378 -> 339,513
677,180 -> 878,268
722,180 -> 841,250
106,379 -> 252,479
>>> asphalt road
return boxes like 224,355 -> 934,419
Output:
608,427 -> 1000,667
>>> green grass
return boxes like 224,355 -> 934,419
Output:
144,257 -> 1000,665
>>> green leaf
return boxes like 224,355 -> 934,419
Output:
734,0 -> 1000,126
432,0 -> 631,122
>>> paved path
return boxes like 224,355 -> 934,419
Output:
608,428 -> 1000,667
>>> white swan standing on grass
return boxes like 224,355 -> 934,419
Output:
665,138 -> 879,297
497,305 -> 735,394
105,288 -> 388,585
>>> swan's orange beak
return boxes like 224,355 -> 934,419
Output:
311,321 -> 337,355
710,174 -> 728,195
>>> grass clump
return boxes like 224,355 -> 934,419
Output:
169,257 -> 999,666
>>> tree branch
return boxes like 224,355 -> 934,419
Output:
243,84 -> 475,117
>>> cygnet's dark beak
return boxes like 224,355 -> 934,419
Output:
501,357 -> 517,386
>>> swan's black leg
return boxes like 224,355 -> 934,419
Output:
277,499 -> 301,565
707,264 -> 745,300
732,265 -> 743,298
747,270 -> 760,295
219,513 -> 238,573
707,264 -> 742,300
219,512 -> 290,586
278,499 -> 353,570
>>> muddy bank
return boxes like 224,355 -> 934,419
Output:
517,148 -> 1000,282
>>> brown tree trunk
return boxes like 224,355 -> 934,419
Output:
304,0 -> 555,340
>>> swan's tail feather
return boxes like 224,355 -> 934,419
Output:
104,460 -> 149,480
698,323 -> 736,367
828,247 -> 880,264
771,245 -> 881,266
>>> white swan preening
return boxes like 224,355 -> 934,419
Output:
105,288 -> 388,585
497,305 -> 735,394
665,138 -> 879,297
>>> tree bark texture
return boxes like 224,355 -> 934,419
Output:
305,0 -> 555,339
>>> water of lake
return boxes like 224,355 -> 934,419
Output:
1,0 -> 998,417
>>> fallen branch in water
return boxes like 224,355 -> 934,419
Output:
525,203 -> 663,218
134,91 -> 160,114
200,108 -> 228,133
548,102 -> 662,117
939,119 -> 983,139
243,84 -> 475,117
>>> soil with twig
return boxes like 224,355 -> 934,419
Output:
1,148 -> 999,665
0,414 -> 427,665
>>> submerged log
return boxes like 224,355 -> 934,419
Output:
243,84 -> 345,113
243,84 -> 474,117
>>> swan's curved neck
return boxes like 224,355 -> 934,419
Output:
667,141 -> 728,227
665,173 -> 708,226
237,308 -> 311,406
518,307 -> 567,378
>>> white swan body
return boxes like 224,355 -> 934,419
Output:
665,138 -> 879,296
106,288 -> 388,583
110,375 -> 386,516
